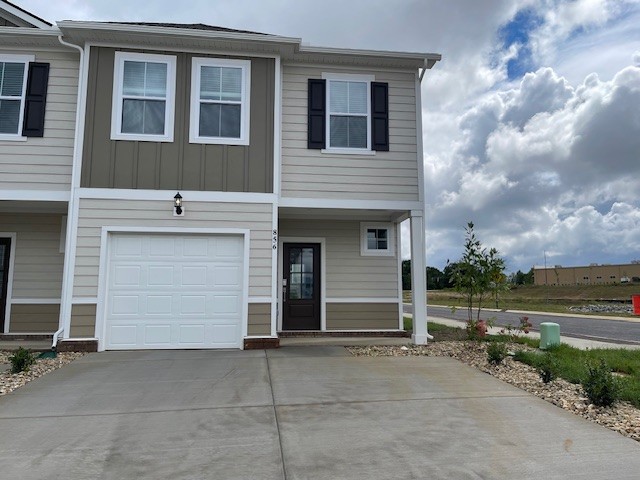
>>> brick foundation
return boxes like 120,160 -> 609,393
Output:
244,337 -> 280,349
56,339 -> 98,352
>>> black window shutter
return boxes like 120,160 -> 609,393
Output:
22,62 -> 50,138
307,79 -> 326,149
371,82 -> 389,151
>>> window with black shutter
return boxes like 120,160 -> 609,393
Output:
371,82 -> 389,151
307,79 -> 326,149
307,76 -> 389,152
22,62 -> 50,137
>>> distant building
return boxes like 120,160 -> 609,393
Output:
534,263 -> 640,286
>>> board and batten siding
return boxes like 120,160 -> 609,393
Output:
81,47 -> 274,193
0,213 -> 65,299
73,199 -> 273,298
0,48 -> 78,191
279,219 -> 398,298
281,64 -> 419,201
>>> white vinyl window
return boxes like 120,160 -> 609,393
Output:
111,52 -> 176,142
323,73 -> 373,153
190,58 -> 251,145
0,55 -> 32,141
360,222 -> 395,257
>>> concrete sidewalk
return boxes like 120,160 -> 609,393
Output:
1,348 -> 639,479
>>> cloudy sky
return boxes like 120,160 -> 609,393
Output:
21,0 -> 640,273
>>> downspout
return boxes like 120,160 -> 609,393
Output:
53,34 -> 85,349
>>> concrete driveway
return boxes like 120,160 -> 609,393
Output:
1,347 -> 639,479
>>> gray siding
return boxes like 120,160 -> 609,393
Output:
279,219 -> 398,298
9,304 -> 59,333
69,304 -> 96,338
326,303 -> 398,330
248,303 -> 271,336
0,213 -> 64,299
0,48 -> 78,191
73,199 -> 273,298
281,64 -> 419,201
81,47 -> 274,193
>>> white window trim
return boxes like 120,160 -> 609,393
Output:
110,51 -> 176,142
0,54 -> 34,142
189,57 -> 251,146
360,222 -> 395,257
322,72 -> 374,154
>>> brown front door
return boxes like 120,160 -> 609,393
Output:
0,238 -> 11,332
283,243 -> 320,330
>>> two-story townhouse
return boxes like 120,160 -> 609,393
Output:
0,2 -> 79,338
0,3 -> 440,352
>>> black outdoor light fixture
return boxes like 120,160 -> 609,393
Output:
174,192 -> 183,216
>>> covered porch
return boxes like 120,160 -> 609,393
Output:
277,205 -> 429,343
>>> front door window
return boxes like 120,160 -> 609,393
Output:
289,247 -> 315,300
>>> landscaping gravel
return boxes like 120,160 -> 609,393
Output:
348,342 -> 640,443
569,304 -> 633,314
0,351 -> 85,397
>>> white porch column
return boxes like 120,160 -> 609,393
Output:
410,210 -> 430,344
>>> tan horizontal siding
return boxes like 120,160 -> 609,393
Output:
9,304 -> 59,333
73,199 -> 273,298
280,63 -> 419,201
0,48 -> 78,191
279,219 -> 398,298
0,213 -> 65,298
326,303 -> 399,330
248,303 -> 271,336
69,304 -> 97,338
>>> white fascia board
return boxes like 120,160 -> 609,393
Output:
0,3 -> 53,29
298,45 -> 441,63
57,21 -> 301,45
0,190 -> 70,202
278,197 -> 422,211
77,188 -> 277,204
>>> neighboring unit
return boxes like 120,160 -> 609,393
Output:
0,1 -> 441,351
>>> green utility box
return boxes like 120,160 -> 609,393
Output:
539,322 -> 560,350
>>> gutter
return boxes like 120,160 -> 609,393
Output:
53,34 -> 85,350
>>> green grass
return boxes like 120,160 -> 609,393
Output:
514,344 -> 640,407
404,284 -> 637,317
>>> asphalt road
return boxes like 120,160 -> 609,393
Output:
403,304 -> 640,346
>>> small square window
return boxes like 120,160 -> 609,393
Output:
111,52 -> 176,142
189,58 -> 250,145
361,223 -> 394,257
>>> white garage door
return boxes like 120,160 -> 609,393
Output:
104,233 -> 245,350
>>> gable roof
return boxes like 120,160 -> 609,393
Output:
0,0 -> 52,28
106,22 -> 272,36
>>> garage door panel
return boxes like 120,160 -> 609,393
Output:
182,266 -> 207,286
213,266 -> 241,286
105,233 -> 245,350
149,237 -> 176,256
145,324 -> 172,344
148,266 -> 174,286
111,295 -> 140,315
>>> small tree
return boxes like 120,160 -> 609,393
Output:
449,222 -> 506,333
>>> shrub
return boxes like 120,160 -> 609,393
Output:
487,342 -> 508,365
9,347 -> 36,374
538,353 -> 559,383
582,359 -> 621,407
